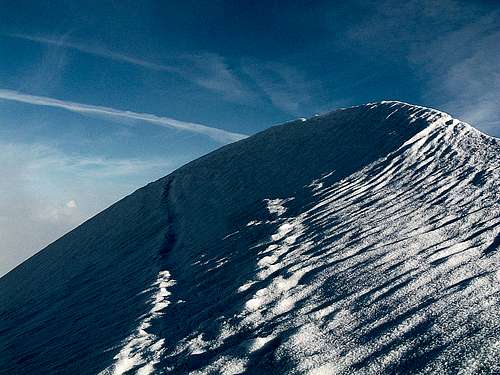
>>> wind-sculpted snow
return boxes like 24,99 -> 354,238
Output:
0,101 -> 498,374
169,114 -> 499,374
99,270 -> 176,375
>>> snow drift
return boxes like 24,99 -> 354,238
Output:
0,101 -> 499,374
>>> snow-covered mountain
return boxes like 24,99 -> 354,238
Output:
1,101 -> 499,375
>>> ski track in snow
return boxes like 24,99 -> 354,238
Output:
99,270 -> 175,375
176,113 -> 500,374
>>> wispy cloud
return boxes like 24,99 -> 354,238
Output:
242,60 -> 319,115
181,53 -> 253,101
6,34 -> 325,114
345,0 -> 500,136
410,10 -> 500,136
16,34 -> 69,94
0,88 -> 247,143
0,141 -> 176,276
6,34 -> 253,102
7,33 -> 181,73
26,147 -> 175,179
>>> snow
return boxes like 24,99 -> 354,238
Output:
99,270 -> 175,375
159,102 -> 499,374
265,198 -> 293,217
1,101 -> 498,375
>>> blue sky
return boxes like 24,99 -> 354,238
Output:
0,0 -> 499,275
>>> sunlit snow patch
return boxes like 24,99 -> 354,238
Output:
99,270 -> 175,375
187,112 -> 500,374
264,198 -> 293,217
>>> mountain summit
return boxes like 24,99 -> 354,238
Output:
1,101 -> 499,375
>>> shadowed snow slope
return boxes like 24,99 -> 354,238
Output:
1,101 -> 499,374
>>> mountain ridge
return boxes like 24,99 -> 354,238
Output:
1,101 -> 498,375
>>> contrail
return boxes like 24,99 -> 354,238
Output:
6,33 -> 180,73
0,89 -> 247,143
5,33 -> 253,102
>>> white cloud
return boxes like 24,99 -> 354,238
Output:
0,141 -> 175,276
344,0 -> 500,136
181,52 -> 254,102
6,33 -> 181,73
5,34 -> 328,114
66,200 -> 77,208
411,13 -> 500,136
0,88 -> 247,143
242,60 -> 318,115
6,34 -> 254,103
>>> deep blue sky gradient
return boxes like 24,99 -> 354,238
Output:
1,1 -> 499,134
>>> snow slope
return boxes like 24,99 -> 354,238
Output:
1,101 -> 498,374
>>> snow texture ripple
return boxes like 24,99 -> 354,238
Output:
1,101 -> 498,375
99,270 -> 175,375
